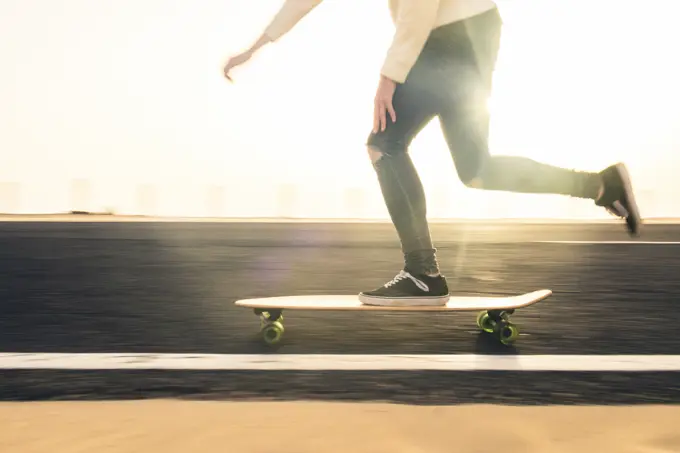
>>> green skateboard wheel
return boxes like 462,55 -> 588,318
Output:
261,321 -> 284,345
476,311 -> 495,333
495,321 -> 519,345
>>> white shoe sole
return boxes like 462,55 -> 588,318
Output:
358,293 -> 450,307
613,162 -> 642,235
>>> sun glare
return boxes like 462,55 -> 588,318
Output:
0,0 -> 677,218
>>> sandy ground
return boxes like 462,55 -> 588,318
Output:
1,402 -> 679,453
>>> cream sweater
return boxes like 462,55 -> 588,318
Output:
263,0 -> 497,83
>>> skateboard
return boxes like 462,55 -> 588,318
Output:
234,289 -> 552,346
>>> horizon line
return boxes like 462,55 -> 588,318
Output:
0,213 -> 678,224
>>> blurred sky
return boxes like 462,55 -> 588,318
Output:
1,0 -> 679,218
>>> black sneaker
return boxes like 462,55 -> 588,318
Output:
358,269 -> 449,306
595,162 -> 642,236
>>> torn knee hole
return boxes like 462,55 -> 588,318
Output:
367,147 -> 385,165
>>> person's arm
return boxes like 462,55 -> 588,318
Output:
224,0 -> 323,81
241,34 -> 274,57
380,0 -> 440,84
262,0 -> 323,43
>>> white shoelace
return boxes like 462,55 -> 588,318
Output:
384,270 -> 429,292
384,270 -> 409,288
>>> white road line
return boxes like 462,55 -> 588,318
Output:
537,241 -> 680,245
1,354 -> 680,371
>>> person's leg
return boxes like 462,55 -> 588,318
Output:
446,125 -> 641,236
440,101 -> 604,200
367,82 -> 440,277
439,8 -> 641,235
358,57 -> 450,306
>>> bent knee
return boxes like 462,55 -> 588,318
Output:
459,156 -> 490,188
464,176 -> 485,189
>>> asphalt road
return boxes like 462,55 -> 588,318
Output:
1,220 -> 680,403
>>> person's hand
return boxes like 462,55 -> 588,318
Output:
223,51 -> 254,82
373,75 -> 397,133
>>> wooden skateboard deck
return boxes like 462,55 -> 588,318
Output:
235,289 -> 552,312
235,289 -> 552,346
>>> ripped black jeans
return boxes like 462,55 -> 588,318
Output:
367,8 -> 601,275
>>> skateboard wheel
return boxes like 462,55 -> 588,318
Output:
494,321 -> 519,345
476,311 -> 495,333
261,321 -> 284,345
